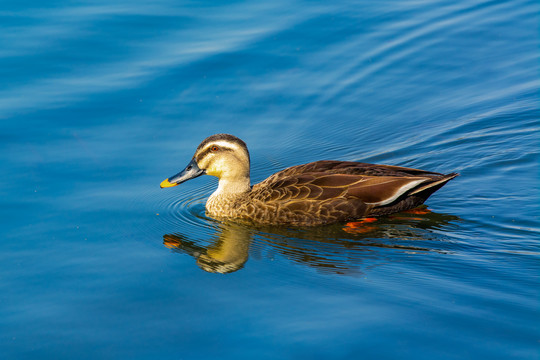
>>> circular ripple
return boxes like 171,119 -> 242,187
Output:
158,182 -> 217,231
131,180 -> 219,243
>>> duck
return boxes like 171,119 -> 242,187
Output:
160,134 -> 458,226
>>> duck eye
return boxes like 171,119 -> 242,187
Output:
211,146 -> 219,152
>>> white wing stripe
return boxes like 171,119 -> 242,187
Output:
364,179 -> 428,206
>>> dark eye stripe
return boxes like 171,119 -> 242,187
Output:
196,145 -> 235,162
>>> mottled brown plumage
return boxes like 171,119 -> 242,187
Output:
161,134 -> 458,226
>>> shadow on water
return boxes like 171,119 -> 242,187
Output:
163,208 -> 460,274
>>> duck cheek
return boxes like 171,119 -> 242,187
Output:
205,167 -> 222,178
204,157 -> 228,178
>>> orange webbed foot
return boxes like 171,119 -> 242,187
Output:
403,207 -> 432,215
343,217 -> 378,234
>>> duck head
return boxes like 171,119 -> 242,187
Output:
160,134 -> 251,193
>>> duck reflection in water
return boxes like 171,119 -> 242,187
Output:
164,223 -> 253,274
163,208 -> 459,274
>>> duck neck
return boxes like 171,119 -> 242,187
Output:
212,176 -> 251,199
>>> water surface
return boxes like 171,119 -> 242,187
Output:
1,0 -> 539,359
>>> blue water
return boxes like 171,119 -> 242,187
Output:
1,0 -> 539,359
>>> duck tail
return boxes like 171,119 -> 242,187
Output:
409,172 -> 459,197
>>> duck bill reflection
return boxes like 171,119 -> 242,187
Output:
160,159 -> 205,188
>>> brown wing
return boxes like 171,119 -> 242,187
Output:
246,161 -> 458,225
253,172 -> 430,204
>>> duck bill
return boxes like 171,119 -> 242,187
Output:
160,159 -> 205,188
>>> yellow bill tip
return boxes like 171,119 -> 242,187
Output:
160,178 -> 177,188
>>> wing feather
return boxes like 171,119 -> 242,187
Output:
253,170 -> 431,207
346,177 -> 429,206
